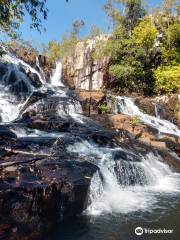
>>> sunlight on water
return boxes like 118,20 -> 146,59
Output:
114,96 -> 180,137
67,141 -> 180,215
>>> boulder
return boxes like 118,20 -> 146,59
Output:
0,153 -> 98,236
77,90 -> 105,116
0,126 -> 17,148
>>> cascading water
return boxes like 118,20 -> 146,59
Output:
4,53 -> 45,85
0,85 -> 21,122
0,51 -> 45,123
36,56 -> 46,82
0,49 -> 180,240
67,141 -> 180,215
114,96 -> 180,137
50,61 -> 64,86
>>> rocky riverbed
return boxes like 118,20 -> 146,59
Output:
0,47 -> 180,239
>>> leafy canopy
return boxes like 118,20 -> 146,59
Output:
0,0 -> 48,38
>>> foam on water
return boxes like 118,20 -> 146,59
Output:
0,88 -> 20,122
67,141 -> 180,215
4,53 -> 45,84
11,126 -> 65,138
1,50 -> 180,218
0,52 -> 47,122
36,56 -> 46,82
51,61 -> 64,86
114,96 -> 180,137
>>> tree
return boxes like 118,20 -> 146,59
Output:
154,65 -> 180,94
47,41 -> 61,61
71,20 -> 85,37
0,0 -> 48,38
162,0 -> 178,14
46,19 -> 85,61
104,0 -> 122,26
104,0 -> 146,35
89,25 -> 102,39
132,18 -> 158,63
119,0 -> 146,35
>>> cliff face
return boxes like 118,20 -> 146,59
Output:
62,35 -> 110,90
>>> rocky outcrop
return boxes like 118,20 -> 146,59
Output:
77,90 -> 105,116
0,126 -> 98,238
91,113 -> 180,170
62,35 -> 110,90
135,94 -> 180,127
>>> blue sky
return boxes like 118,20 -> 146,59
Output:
18,0 -> 163,49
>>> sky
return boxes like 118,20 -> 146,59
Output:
17,0 -> 163,50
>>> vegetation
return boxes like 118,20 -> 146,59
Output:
46,20 -> 85,61
173,102 -> 180,119
4,39 -> 38,53
98,104 -> 110,114
1,0 -> 178,96
94,0 -> 180,95
130,116 -> 142,127
88,25 -> 102,39
0,0 -> 48,38
154,65 -> 180,94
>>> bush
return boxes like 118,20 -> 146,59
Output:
47,36 -> 78,61
154,65 -> 180,94
98,104 -> 110,114
109,64 -> 146,92
130,116 -> 142,127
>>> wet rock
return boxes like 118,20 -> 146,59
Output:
112,149 -> 141,162
77,90 -> 104,116
0,155 -> 98,235
0,126 -> 17,148
135,97 -> 155,116
10,47 -> 54,81
90,131 -> 114,146
26,71 -> 42,88
158,150 -> 180,172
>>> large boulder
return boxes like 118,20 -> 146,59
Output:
0,152 -> 98,237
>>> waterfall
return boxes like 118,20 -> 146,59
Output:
0,86 -> 21,122
67,141 -> 180,215
0,49 -> 179,220
3,53 -> 45,84
50,61 -> 64,86
0,52 -> 45,122
114,96 -> 180,137
36,56 -> 46,82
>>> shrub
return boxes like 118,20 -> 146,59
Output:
130,116 -> 142,127
154,65 -> 180,94
98,104 -> 110,114
109,64 -> 145,92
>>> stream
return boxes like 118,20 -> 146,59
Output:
0,49 -> 179,240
